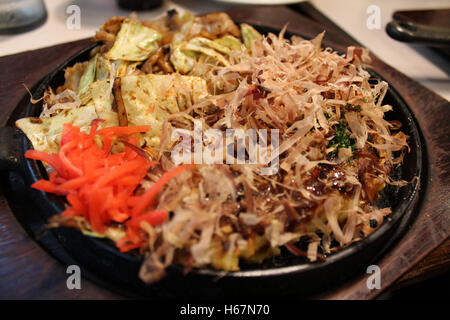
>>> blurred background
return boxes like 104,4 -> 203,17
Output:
0,0 -> 448,102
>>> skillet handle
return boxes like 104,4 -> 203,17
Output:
386,20 -> 450,47
0,127 -> 23,171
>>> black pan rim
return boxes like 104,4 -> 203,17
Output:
7,23 -> 423,295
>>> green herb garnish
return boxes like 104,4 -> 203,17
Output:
328,120 -> 356,157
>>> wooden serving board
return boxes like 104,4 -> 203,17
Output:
0,5 -> 448,300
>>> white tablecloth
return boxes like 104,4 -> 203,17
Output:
1,0 -> 448,100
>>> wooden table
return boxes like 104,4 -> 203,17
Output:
0,5 -> 448,300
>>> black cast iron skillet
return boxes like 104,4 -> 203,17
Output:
0,25 -> 423,299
